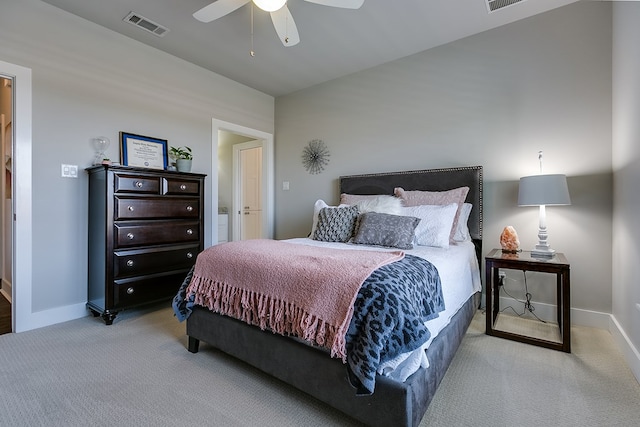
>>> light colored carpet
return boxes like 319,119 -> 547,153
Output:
424,313 -> 640,427
0,303 -> 638,427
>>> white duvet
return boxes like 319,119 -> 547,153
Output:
285,237 -> 481,382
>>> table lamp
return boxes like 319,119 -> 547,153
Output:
518,152 -> 571,258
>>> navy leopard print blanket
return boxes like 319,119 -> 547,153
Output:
346,254 -> 444,394
173,253 -> 443,395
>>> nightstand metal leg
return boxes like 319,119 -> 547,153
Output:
485,267 -> 493,334
557,274 -> 562,332
492,269 -> 500,323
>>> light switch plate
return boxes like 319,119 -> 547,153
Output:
61,164 -> 78,178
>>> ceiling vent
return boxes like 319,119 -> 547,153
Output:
486,0 -> 527,13
123,12 -> 169,37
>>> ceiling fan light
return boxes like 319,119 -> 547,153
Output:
253,0 -> 287,12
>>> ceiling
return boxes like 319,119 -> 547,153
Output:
40,0 -> 580,97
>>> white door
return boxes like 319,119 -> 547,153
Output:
240,146 -> 262,240
233,140 -> 265,241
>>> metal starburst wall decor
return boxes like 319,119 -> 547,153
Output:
301,139 -> 330,174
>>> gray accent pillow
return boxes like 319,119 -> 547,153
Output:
352,212 -> 420,250
313,205 -> 359,242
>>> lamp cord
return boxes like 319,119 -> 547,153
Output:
538,150 -> 543,173
498,273 -> 546,323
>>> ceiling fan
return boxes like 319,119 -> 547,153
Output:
193,0 -> 365,47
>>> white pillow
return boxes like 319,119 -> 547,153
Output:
400,204 -> 458,248
310,199 -> 349,237
395,186 -> 469,243
453,203 -> 473,242
355,195 -> 402,215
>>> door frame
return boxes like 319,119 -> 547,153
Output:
210,118 -> 274,245
0,60 -> 33,333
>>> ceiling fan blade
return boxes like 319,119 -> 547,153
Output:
303,0 -> 364,9
270,5 -> 300,47
193,0 -> 250,23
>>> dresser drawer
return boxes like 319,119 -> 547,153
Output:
163,177 -> 201,195
113,244 -> 199,279
115,197 -> 200,219
114,173 -> 160,194
112,271 -> 189,309
114,221 -> 200,247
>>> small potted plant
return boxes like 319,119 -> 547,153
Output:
169,146 -> 193,172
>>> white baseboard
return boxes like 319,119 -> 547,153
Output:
1,278 -> 11,303
493,295 -> 611,329
0,287 -> 10,303
15,302 -> 88,333
609,315 -> 640,385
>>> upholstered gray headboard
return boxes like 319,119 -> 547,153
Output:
339,166 -> 483,259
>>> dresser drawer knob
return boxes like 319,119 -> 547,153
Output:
186,252 -> 193,259
127,205 -> 134,212
180,184 -> 187,191
135,181 -> 143,188
126,287 -> 135,295
127,233 -> 135,240
126,260 -> 134,267
186,229 -> 193,235
186,205 -> 193,212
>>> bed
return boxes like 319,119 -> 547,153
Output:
175,166 -> 483,427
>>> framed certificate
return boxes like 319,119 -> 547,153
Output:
119,132 -> 168,170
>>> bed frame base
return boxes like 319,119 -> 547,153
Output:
186,292 -> 479,427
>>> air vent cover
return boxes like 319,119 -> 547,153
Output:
123,12 -> 169,37
486,0 -> 527,13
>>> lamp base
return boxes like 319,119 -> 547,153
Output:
531,247 -> 556,258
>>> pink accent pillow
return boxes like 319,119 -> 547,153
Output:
394,186 -> 469,243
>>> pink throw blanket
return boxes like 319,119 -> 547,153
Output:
186,239 -> 404,360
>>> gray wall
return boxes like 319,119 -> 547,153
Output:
275,2 -> 613,315
612,2 -> 640,373
0,0 -> 273,317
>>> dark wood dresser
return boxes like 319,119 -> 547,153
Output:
86,165 -> 206,324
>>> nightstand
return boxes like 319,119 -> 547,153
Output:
485,248 -> 571,352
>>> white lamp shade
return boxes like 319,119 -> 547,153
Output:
518,174 -> 571,206
253,0 -> 287,12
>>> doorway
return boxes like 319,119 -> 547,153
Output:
210,118 -> 274,245
0,76 -> 12,334
1,60 -> 33,333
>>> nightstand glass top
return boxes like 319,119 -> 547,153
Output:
486,248 -> 569,266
